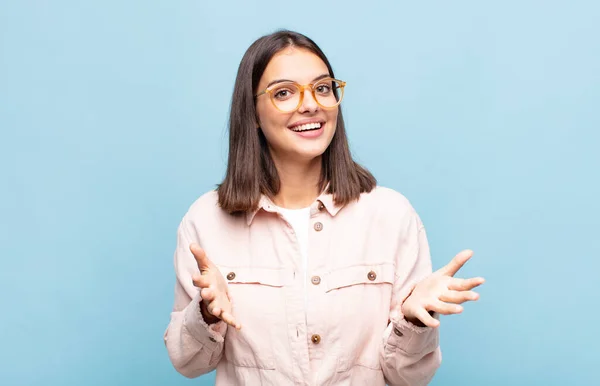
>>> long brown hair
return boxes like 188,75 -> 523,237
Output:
217,30 -> 376,215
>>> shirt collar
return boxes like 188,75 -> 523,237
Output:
245,183 -> 341,225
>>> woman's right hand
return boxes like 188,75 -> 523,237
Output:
190,243 -> 242,330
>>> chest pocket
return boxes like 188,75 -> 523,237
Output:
325,262 -> 394,292
217,266 -> 292,370
323,262 -> 395,372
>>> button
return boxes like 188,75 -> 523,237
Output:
314,222 -> 323,231
367,271 -> 377,281
311,334 -> 321,344
311,276 -> 321,285
226,272 -> 236,280
317,202 -> 325,211
209,337 -> 217,342
394,327 -> 403,337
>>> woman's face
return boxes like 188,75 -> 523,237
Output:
255,47 -> 338,163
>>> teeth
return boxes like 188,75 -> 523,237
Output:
292,122 -> 322,132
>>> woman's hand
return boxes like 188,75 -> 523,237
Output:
190,243 -> 241,330
401,249 -> 485,328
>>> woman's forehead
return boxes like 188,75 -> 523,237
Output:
261,47 -> 329,84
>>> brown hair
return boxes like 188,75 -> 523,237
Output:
217,30 -> 376,215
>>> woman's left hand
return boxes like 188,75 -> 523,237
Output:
400,249 -> 485,328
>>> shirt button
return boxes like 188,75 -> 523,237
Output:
311,276 -> 321,285
311,334 -> 321,344
314,222 -> 323,232
226,272 -> 236,280
367,271 -> 377,281
394,327 -> 403,337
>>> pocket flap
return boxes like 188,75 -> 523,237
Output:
217,266 -> 292,287
325,263 -> 394,292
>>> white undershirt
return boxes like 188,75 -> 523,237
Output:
277,206 -> 311,310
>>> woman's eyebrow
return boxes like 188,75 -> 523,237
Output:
265,73 -> 330,89
312,73 -> 330,82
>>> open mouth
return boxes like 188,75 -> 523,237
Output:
289,122 -> 323,132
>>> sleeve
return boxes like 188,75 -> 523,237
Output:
380,211 -> 442,386
163,216 -> 228,378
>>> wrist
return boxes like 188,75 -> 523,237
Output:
199,300 -> 220,325
404,315 -> 427,327
403,311 -> 436,328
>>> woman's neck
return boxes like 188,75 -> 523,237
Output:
271,155 -> 322,209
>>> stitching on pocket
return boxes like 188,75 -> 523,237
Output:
217,266 -> 293,287
325,263 -> 394,292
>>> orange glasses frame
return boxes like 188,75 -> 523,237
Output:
255,77 -> 347,113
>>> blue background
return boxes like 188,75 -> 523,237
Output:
1,1 -> 598,385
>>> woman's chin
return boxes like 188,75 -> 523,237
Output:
289,147 -> 327,162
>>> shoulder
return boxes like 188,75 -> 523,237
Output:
359,185 -> 417,214
353,185 -> 424,229
181,189 -> 239,227
185,189 -> 221,219
179,189 -> 245,238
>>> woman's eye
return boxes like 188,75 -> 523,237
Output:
316,84 -> 331,94
274,88 -> 294,99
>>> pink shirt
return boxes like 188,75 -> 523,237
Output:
164,186 -> 441,385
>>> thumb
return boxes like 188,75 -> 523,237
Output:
437,249 -> 474,277
190,243 -> 212,272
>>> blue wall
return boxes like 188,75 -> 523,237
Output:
1,1 -> 598,385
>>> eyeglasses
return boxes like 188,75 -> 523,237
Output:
255,77 -> 346,113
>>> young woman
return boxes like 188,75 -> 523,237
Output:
164,30 -> 484,386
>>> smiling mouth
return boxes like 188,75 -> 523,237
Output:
289,122 -> 323,132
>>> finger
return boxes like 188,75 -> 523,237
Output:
426,299 -> 463,315
412,307 -> 440,328
437,249 -> 474,277
221,311 -> 242,330
439,290 -> 480,304
211,306 -> 222,317
200,287 -> 216,302
190,243 -> 212,272
192,274 -> 211,289
448,277 -> 485,291
206,302 -> 220,319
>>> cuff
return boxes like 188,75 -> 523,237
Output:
386,310 -> 439,355
183,292 -> 227,350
